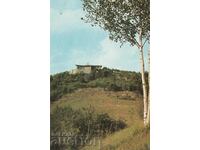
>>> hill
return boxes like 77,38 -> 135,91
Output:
50,68 -> 149,150
50,67 -> 148,102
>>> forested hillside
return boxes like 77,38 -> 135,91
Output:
50,67 -> 148,102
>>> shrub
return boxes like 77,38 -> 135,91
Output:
50,89 -> 63,102
50,106 -> 126,149
108,83 -> 122,91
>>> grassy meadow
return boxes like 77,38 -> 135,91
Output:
51,88 -> 149,150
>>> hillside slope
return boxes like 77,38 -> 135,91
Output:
51,88 -> 150,150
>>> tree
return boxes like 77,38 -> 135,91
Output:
81,0 -> 150,126
147,43 -> 150,125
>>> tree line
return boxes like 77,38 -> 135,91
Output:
50,67 -> 148,102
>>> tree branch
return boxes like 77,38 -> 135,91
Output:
142,37 -> 149,48
132,38 -> 140,48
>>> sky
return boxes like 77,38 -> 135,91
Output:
50,0 -> 149,74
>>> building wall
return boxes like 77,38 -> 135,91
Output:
70,66 -> 101,74
78,66 -> 92,74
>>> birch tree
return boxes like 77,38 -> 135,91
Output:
81,0 -> 150,126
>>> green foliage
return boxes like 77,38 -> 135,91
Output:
50,68 -> 148,101
82,0 -> 150,46
50,106 -> 126,150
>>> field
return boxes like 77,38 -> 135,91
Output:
51,88 -> 150,150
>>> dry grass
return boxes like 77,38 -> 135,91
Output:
82,125 -> 150,150
51,88 -> 149,150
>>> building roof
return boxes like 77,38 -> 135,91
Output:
76,64 -> 102,67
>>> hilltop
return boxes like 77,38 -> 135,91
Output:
50,67 -> 148,102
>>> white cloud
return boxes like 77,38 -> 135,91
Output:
94,37 -> 139,71
50,36 -> 149,74
68,37 -> 140,71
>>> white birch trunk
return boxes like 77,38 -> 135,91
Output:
138,29 -> 148,126
146,46 -> 150,125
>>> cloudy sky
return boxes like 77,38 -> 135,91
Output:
51,0 -> 149,74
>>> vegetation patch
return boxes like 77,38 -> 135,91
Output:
50,106 -> 126,150
50,67 -> 148,102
